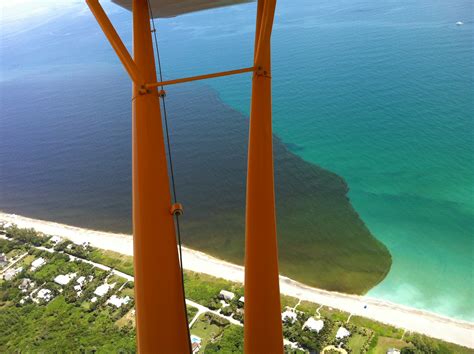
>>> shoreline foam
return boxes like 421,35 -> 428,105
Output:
1,211 -> 472,349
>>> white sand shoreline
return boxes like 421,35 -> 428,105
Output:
1,212 -> 473,349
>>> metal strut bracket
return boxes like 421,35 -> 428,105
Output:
170,203 -> 184,216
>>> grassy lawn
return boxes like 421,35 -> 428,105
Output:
348,333 -> 370,353
320,306 -> 350,322
121,287 -> 135,298
190,313 -> 225,351
19,254 -> 36,268
116,309 -> 135,328
88,249 -> 134,275
183,271 -> 243,307
298,300 -> 322,315
370,336 -> 410,354
350,316 -> 404,339
280,294 -> 299,311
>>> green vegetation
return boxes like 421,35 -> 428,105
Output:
183,271 -> 243,309
205,325 -> 244,353
187,305 -> 198,321
369,336 -> 411,354
280,294 -> 299,311
1,225 -> 471,354
351,316 -> 404,339
0,296 -> 135,352
89,249 -> 134,276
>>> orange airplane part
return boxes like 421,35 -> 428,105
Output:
244,0 -> 284,353
131,0 -> 190,352
86,0 -> 283,351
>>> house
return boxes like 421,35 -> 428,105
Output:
281,310 -> 297,323
387,349 -> 401,354
3,267 -> 23,281
336,326 -> 350,339
191,335 -> 202,353
94,282 -> 116,297
219,289 -> 235,301
303,317 -> 324,332
54,273 -> 77,285
50,235 -> 62,244
31,257 -> 46,271
107,295 -> 131,308
35,288 -> 53,303
191,342 -> 201,353
239,296 -> 245,304
0,253 -> 7,267
19,278 -> 33,292
76,276 -> 86,286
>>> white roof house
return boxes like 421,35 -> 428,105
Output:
336,326 -> 350,339
35,288 -> 53,303
107,295 -> 131,308
303,317 -> 324,332
3,267 -> 23,281
50,235 -> 62,244
31,257 -> 46,270
219,289 -> 235,301
76,276 -> 86,286
239,296 -> 245,303
387,349 -> 401,354
19,278 -> 33,292
94,283 -> 116,297
54,273 -> 77,285
281,310 -> 297,323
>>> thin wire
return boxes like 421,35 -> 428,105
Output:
146,0 -> 192,347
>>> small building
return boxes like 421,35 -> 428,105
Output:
336,326 -> 350,339
76,276 -> 86,286
191,342 -> 201,353
107,295 -> 131,308
31,257 -> 46,271
281,310 -> 297,323
54,273 -> 77,286
219,290 -> 235,301
91,296 -> 98,303
303,317 -> 324,332
35,288 -> 53,303
50,235 -> 62,244
94,282 -> 116,297
387,348 -> 401,354
3,267 -> 23,281
0,253 -> 7,267
238,296 -> 245,304
191,335 -> 202,353
19,278 -> 33,292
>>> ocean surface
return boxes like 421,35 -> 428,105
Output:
1,0 -> 473,321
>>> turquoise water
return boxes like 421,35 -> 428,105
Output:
1,0 -> 473,320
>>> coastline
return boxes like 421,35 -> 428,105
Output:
1,212 -> 473,349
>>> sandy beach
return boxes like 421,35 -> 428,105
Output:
1,212 -> 473,349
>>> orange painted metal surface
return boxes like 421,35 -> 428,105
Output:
85,0 -> 143,84
131,0 -> 190,352
86,0 -> 283,351
244,0 -> 284,353
145,66 -> 255,88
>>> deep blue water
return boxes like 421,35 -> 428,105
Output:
1,0 -> 473,320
